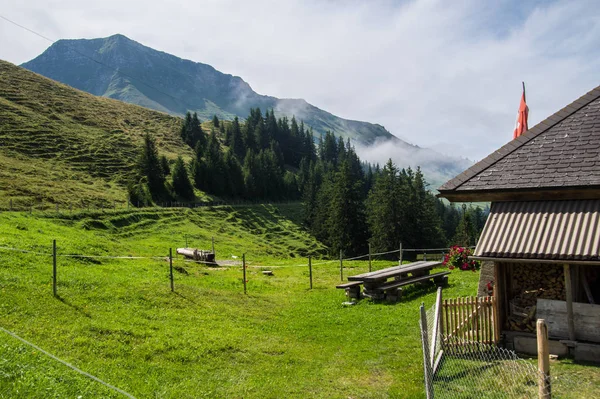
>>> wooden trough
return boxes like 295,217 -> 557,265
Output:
176,248 -> 215,263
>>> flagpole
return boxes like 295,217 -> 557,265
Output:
522,81 -> 526,102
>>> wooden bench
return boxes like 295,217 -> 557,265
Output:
336,281 -> 363,299
375,271 -> 450,303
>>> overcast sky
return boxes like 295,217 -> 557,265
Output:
2,0 -> 600,161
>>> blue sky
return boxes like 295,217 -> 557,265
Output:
1,0 -> 599,163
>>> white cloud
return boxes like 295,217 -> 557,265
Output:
2,0 -> 600,161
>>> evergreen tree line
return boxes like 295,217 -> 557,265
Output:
129,109 -> 488,256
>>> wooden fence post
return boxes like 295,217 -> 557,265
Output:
339,250 -> 343,282
368,244 -> 372,272
52,239 -> 57,297
169,248 -> 174,292
420,303 -> 434,399
309,256 -> 313,289
399,242 -> 403,265
243,254 -> 247,295
537,319 -> 551,399
430,287 -> 442,367
9,199 -> 12,211
212,236 -> 215,258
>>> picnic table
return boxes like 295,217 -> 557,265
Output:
337,261 -> 449,302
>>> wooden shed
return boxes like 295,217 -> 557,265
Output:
438,86 -> 600,362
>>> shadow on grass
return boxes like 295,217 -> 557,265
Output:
55,295 -> 92,318
173,291 -> 199,305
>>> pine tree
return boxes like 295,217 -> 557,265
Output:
224,151 -> 244,197
326,159 -> 368,256
160,155 -> 171,176
171,156 -> 195,200
366,159 -> 405,255
138,133 -> 166,201
212,114 -> 220,127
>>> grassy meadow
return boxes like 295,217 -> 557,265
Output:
0,206 -> 598,398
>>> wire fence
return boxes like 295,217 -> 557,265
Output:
420,292 -> 596,398
0,198 -> 303,213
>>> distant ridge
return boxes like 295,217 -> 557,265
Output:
21,34 -> 396,145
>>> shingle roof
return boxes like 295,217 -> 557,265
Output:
475,200 -> 600,262
439,85 -> 600,196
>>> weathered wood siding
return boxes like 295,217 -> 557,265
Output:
537,298 -> 600,343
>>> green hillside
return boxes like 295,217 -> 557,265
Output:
0,60 -> 191,208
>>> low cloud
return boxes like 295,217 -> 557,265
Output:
355,138 -> 473,190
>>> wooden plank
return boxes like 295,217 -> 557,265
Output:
537,298 -> 600,343
564,264 -> 576,341
336,281 -> 363,289
347,261 -> 441,282
374,271 -> 450,292
475,296 -> 480,343
430,287 -> 442,366
492,295 -> 500,343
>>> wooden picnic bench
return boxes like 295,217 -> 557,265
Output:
338,261 -> 449,302
336,281 -> 363,299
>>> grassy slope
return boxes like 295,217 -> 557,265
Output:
0,207 -> 464,398
1,208 -> 597,398
0,60 -> 192,208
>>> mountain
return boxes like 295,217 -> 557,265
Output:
20,34 -> 473,184
21,34 -> 396,145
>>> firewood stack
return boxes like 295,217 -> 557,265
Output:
508,264 -> 565,332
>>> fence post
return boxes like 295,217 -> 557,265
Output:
424,252 -> 427,261
420,303 -> 434,399
339,250 -> 343,281
212,236 -> 215,258
368,244 -> 372,272
537,319 -> 551,399
169,248 -> 174,292
185,234 -> 188,248
399,242 -> 403,265
430,287 -> 442,367
52,239 -> 57,297
243,254 -> 247,295
9,199 -> 12,211
309,256 -> 313,289
56,204 -> 59,213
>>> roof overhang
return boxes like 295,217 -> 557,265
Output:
474,199 -> 600,262
471,256 -> 600,266
438,186 -> 600,203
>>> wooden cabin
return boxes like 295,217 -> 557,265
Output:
438,86 -> 600,363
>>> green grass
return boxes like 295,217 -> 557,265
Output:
0,207 -> 598,398
0,60 -> 191,207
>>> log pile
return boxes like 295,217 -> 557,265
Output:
508,263 -> 565,332
176,248 -> 215,263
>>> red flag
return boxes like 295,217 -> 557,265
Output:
513,86 -> 529,139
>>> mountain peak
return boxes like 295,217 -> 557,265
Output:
22,34 -> 397,144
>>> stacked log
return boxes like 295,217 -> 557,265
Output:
176,248 -> 215,263
507,263 -> 565,333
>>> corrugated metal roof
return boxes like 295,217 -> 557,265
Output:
475,200 -> 600,261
